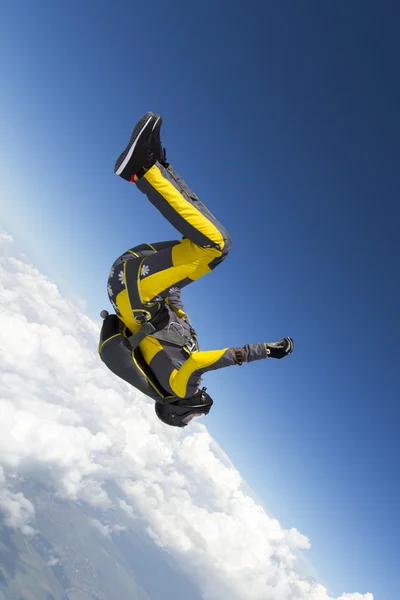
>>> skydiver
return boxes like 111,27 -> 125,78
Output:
99,112 -> 294,427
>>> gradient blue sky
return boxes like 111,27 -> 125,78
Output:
1,2 -> 399,598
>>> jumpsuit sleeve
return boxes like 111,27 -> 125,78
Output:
166,286 -> 185,312
169,343 -> 268,398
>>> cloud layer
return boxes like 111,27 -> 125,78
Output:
0,230 -> 372,600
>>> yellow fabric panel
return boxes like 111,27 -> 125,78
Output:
171,244 -> 216,280
140,239 -> 219,301
171,238 -> 220,265
169,348 -> 228,398
141,262 -> 201,302
144,165 -> 226,250
115,288 -> 162,364
139,336 -> 163,364
116,259 -> 153,330
115,289 -> 134,330
115,289 -> 146,333
166,299 -> 186,319
131,349 -> 171,399
186,260 -> 213,281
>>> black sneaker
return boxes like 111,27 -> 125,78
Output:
265,337 -> 294,359
114,112 -> 163,181
150,114 -> 168,167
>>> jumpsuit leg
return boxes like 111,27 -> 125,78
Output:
133,162 -> 232,303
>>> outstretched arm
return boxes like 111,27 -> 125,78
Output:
169,343 -> 269,398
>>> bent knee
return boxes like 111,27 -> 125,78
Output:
221,232 -> 232,258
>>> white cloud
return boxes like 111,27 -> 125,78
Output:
0,229 -> 373,600
0,465 -> 35,535
91,518 -> 126,538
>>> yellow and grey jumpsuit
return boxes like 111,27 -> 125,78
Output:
106,161 -> 268,399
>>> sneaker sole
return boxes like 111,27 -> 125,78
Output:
115,112 -> 157,176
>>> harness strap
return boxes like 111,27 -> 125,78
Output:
127,322 -> 194,351
117,245 -> 198,353
127,321 -> 157,350
151,329 -> 193,347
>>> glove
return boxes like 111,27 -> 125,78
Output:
265,337 -> 294,359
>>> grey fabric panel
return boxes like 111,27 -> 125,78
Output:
165,165 -> 232,248
108,249 -> 158,318
184,349 -> 236,397
185,343 -> 268,390
162,165 -> 200,200
128,243 -> 159,253
137,176 -> 214,248
141,241 -> 187,303
244,343 -> 268,362
100,335 -> 164,401
151,329 -> 190,346
198,348 -> 237,374
152,307 -> 193,344
139,246 -> 174,281
207,241 -> 232,271
147,240 -> 181,252
116,241 -> 190,305
99,314 -> 122,345
136,162 -> 231,250
107,254 -> 133,314
125,255 -> 144,308
149,349 -> 186,395
156,277 -> 194,299
183,376 -> 203,399
166,286 -> 184,311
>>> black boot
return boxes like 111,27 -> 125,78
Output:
265,337 -> 294,359
114,112 -> 164,181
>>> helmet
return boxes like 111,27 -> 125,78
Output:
155,388 -> 213,427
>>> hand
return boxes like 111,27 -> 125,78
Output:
265,337 -> 294,359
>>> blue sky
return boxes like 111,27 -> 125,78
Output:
1,1 -> 399,598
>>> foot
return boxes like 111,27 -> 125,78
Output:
265,337 -> 294,359
151,115 -> 169,168
114,112 -> 165,181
